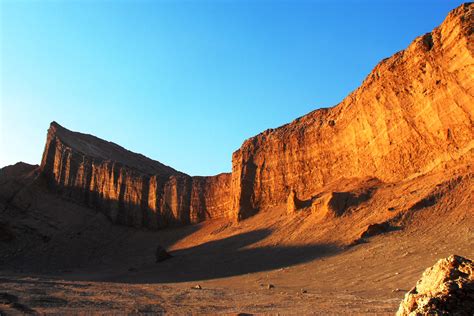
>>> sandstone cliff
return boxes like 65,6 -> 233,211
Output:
39,4 -> 473,227
231,3 -> 474,219
40,122 -> 231,228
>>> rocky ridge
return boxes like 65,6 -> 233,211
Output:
40,122 -> 231,228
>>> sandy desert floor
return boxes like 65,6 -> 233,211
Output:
0,164 -> 473,314
0,220 -> 472,315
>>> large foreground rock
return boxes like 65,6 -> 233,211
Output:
397,255 -> 474,315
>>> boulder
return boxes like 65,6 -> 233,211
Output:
397,255 -> 473,315
155,245 -> 172,263
360,222 -> 391,239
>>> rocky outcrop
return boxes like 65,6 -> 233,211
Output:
40,122 -> 231,229
231,3 -> 474,220
397,255 -> 474,315
286,189 -> 312,213
0,162 -> 38,202
359,222 -> 392,239
286,190 -> 298,213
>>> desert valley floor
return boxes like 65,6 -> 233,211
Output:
0,162 -> 472,314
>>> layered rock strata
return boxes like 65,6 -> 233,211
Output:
230,3 -> 474,219
41,122 -> 231,228
39,4 -> 473,227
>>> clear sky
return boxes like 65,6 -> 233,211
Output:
0,0 -> 466,176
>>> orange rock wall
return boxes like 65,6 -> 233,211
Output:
41,128 -> 231,229
230,4 -> 474,219
40,4 -> 473,226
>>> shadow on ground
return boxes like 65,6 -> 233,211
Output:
1,229 -> 339,285
0,168 -> 340,285
113,229 -> 340,283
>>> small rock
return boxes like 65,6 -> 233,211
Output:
193,284 -> 202,290
267,284 -> 274,289
155,245 -> 172,263
301,289 -> 307,294
360,222 -> 391,239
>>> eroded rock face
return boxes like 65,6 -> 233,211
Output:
38,4 -> 473,228
40,122 -> 232,229
397,255 -> 474,315
287,190 -> 297,213
231,3 -> 474,220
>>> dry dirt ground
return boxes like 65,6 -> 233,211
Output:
0,163 -> 472,315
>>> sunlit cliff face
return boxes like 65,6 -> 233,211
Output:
40,4 -> 473,228
41,122 -> 232,229
230,4 -> 473,219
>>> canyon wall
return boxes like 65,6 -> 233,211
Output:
230,3 -> 474,219
39,4 -> 473,227
40,122 -> 231,228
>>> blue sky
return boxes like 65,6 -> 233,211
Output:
0,0 -> 465,175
